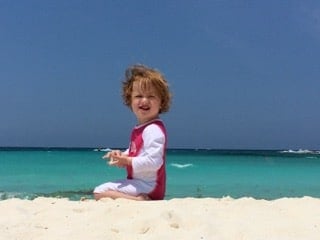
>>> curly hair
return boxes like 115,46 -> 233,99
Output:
122,64 -> 172,113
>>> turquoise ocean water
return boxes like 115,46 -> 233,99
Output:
1,148 -> 320,200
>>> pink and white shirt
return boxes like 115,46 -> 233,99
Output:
126,119 -> 167,200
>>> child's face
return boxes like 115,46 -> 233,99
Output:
131,81 -> 161,124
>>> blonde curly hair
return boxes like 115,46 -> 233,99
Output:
122,64 -> 172,113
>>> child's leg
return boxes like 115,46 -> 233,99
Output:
94,191 -> 150,201
93,179 -> 152,200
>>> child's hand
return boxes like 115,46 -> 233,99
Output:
102,150 -> 120,160
102,150 -> 130,167
109,154 -> 132,168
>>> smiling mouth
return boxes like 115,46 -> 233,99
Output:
139,106 -> 150,111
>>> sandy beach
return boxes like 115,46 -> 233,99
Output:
1,197 -> 319,240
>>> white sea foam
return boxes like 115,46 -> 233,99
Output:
170,163 -> 193,168
93,148 -> 112,152
280,149 -> 320,154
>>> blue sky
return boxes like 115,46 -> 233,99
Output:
1,0 -> 319,149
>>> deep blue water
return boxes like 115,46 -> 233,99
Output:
1,148 -> 320,200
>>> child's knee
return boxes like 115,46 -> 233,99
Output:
93,192 -> 101,200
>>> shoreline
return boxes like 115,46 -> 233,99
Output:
1,196 -> 319,239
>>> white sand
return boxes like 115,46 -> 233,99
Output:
1,197 -> 319,240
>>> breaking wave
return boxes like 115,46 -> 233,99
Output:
280,149 -> 320,154
170,163 -> 193,168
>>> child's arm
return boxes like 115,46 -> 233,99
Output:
131,125 -> 165,171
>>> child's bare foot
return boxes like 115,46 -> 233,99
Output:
137,194 -> 151,200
